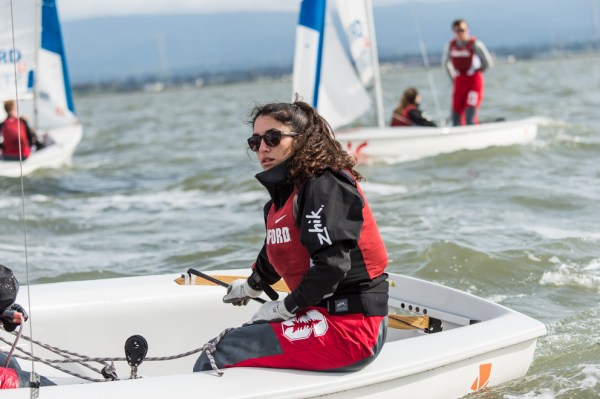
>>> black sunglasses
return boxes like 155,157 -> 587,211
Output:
247,128 -> 299,152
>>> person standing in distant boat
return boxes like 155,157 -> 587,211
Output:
0,100 -> 45,161
390,87 -> 437,127
194,99 -> 389,373
441,19 -> 493,126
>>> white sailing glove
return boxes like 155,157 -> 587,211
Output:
222,279 -> 262,306
248,301 -> 294,324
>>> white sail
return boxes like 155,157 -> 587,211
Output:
334,0 -> 374,87
0,0 -> 36,101
0,0 -> 82,177
36,0 -> 78,129
292,0 -> 371,130
36,47 -> 78,128
0,0 -> 76,128
292,18 -> 321,108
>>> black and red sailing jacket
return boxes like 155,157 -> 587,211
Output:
249,161 -> 388,316
390,104 -> 417,127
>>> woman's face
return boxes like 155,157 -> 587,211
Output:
252,115 -> 296,171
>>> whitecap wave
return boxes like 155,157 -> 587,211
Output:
528,225 -> 600,242
360,182 -> 408,195
539,261 -> 600,292
504,389 -> 556,398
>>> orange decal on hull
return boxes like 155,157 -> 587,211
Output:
471,363 -> 492,391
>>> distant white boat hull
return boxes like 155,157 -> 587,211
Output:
336,117 -> 539,163
0,270 -> 546,398
0,124 -> 82,177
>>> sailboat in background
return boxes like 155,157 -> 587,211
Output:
292,0 -> 541,164
0,0 -> 82,177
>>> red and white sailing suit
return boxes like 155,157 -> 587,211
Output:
194,161 -> 389,372
448,37 -> 484,125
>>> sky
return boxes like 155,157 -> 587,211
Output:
58,0 -> 416,21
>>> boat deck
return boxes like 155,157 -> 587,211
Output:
0,271 -> 546,398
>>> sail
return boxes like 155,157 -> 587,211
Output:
0,0 -> 76,128
292,0 -> 371,130
334,0 -> 374,87
292,0 -> 326,109
0,0 -> 36,101
38,0 -> 77,128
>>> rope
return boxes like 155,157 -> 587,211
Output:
8,0 -> 38,386
3,324 -> 22,367
200,328 -> 233,376
0,328 -> 235,381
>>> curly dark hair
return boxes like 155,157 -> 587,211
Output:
248,99 -> 363,187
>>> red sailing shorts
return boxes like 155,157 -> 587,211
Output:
452,72 -> 484,123
232,307 -> 386,371
194,306 -> 386,372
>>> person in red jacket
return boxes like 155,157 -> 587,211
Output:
390,87 -> 437,127
441,19 -> 493,126
1,100 -> 44,161
194,99 -> 389,373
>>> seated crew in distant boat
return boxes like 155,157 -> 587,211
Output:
194,98 -> 389,373
0,264 -> 55,389
0,100 -> 45,161
390,88 -> 437,127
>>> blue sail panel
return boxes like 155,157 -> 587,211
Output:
41,0 -> 74,113
299,0 -> 327,30
297,0 -> 326,107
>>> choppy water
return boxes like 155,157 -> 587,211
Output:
1,53 -> 600,398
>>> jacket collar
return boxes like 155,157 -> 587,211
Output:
255,160 -> 294,209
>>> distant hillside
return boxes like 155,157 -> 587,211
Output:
62,0 -> 599,84
63,12 -> 297,84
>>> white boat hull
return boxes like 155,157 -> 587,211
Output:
336,117 -> 540,163
0,271 -> 546,398
0,124 -> 82,177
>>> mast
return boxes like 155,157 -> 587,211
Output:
410,6 -> 444,126
157,34 -> 172,84
311,0 -> 327,107
33,0 -> 41,132
593,0 -> 600,50
364,0 -> 384,128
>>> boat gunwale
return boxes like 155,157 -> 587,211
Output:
335,117 -> 540,141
